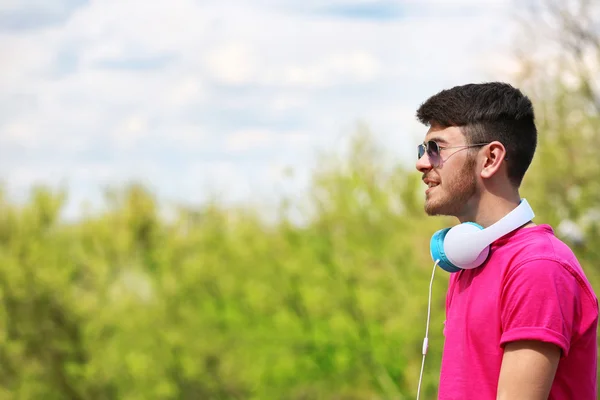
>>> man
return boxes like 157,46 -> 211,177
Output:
414,82 -> 598,399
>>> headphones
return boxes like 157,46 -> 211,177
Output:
430,199 -> 535,273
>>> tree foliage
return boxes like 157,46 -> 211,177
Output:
516,0 -> 600,280
0,137 -> 453,399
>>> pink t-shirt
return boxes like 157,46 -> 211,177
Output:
438,224 -> 598,399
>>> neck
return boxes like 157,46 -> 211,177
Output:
457,191 -> 524,228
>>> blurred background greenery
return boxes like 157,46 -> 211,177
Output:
1,0 -> 599,399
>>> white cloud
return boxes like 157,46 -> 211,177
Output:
111,115 -> 149,150
65,0 -> 210,58
0,0 -> 75,12
1,121 -> 39,148
404,0 -> 507,5
0,0 -> 519,217
225,129 -> 274,152
189,161 -> 239,182
157,124 -> 209,151
270,93 -> 308,111
276,51 -> 382,88
225,129 -> 313,153
167,77 -> 207,108
286,131 -> 311,147
205,42 -> 259,85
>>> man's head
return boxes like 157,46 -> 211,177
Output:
414,82 -> 537,217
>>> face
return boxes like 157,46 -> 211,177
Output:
415,126 -> 479,217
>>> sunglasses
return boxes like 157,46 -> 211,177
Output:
418,140 -> 490,167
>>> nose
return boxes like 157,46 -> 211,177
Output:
416,152 -> 432,174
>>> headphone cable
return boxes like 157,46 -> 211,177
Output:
417,259 -> 439,400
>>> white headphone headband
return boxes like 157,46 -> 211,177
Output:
443,199 -> 535,269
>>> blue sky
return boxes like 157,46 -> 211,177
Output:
0,0 -> 520,220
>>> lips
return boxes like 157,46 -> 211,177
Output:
423,177 -> 440,187
423,177 -> 440,195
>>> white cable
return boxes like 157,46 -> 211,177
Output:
417,259 -> 439,400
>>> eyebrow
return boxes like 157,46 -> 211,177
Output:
427,136 -> 450,145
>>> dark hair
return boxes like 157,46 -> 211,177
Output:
415,82 -> 537,187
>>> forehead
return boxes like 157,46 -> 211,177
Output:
423,125 -> 465,145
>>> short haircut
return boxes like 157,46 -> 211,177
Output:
416,82 -> 537,187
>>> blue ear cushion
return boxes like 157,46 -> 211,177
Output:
430,222 -> 485,273
464,221 -> 484,230
430,227 -> 462,273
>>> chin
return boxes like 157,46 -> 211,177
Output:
424,201 -> 442,216
424,204 -> 444,216
424,198 -> 460,217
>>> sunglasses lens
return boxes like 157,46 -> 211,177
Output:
418,141 -> 442,166
427,141 -> 441,166
426,140 -> 438,156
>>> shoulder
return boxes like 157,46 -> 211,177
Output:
499,225 -> 584,278
498,224 -> 598,307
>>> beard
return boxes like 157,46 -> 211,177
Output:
424,155 -> 477,217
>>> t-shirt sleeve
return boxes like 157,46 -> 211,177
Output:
499,258 -> 580,357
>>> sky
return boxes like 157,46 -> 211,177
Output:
0,0 -> 521,220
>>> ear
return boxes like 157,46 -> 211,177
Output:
480,141 -> 507,179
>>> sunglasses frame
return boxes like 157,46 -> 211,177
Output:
418,140 -> 490,167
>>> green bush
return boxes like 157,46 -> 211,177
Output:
1,122 -> 599,399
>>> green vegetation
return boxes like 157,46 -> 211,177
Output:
0,133 -> 455,399
1,110 -> 600,399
